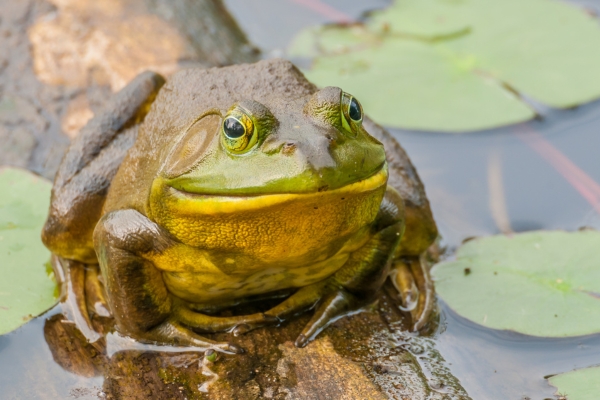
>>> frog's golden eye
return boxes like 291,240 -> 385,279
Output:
221,110 -> 257,154
341,92 -> 363,134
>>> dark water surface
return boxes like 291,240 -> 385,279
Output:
437,301 -> 600,400
2,0 -> 600,399
394,100 -> 600,248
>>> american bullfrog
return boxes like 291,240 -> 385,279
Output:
42,59 -> 437,353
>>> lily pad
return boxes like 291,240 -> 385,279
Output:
0,167 -> 57,335
431,230 -> 600,337
549,366 -> 600,400
289,0 -> 600,132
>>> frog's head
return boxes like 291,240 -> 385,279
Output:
161,86 -> 386,196
148,62 -> 391,262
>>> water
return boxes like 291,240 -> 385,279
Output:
0,307 -> 104,399
438,301 -> 600,399
393,100 -> 600,248
2,0 -> 600,398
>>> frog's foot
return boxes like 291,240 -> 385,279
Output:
52,257 -> 104,342
173,300 -> 279,335
390,255 -> 434,331
145,319 -> 244,354
84,263 -> 111,319
256,282 -> 362,347
294,289 -> 358,348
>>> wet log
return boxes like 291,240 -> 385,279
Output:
44,280 -> 469,399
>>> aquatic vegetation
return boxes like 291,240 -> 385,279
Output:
432,230 -> 600,337
0,168 -> 57,334
290,0 -> 600,132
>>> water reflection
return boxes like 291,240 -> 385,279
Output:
0,307 -> 104,399
437,300 -> 600,399
0,310 -> 213,399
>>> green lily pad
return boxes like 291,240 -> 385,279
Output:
367,0 -> 471,39
549,366 -> 600,400
0,167 -> 57,335
431,230 -> 600,337
289,0 -> 600,132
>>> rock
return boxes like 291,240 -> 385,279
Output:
0,126 -> 36,167
0,0 -> 257,179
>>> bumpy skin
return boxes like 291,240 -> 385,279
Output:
42,72 -> 165,263
42,59 -> 437,352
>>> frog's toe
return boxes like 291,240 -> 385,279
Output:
147,320 -> 244,354
231,314 -> 280,336
295,290 -> 358,348
391,256 -> 434,331
175,304 -> 276,334
213,341 -> 245,354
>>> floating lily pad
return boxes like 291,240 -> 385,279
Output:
432,230 -> 600,337
289,0 -> 600,132
549,366 -> 600,400
367,0 -> 471,39
0,167 -> 57,335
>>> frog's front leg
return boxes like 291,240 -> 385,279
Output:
256,189 -> 404,348
94,209 -> 270,353
297,222 -> 402,347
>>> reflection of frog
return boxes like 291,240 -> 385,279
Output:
42,59 -> 437,353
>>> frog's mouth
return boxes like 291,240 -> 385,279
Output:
151,163 -> 388,216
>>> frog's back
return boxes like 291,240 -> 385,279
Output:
42,72 -> 165,263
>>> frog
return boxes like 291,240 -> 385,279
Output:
42,59 -> 437,353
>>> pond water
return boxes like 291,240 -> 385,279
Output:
0,307 -> 104,399
1,0 -> 600,398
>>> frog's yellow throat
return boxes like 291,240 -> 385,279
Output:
148,164 -> 388,265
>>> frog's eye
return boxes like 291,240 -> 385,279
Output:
348,97 -> 362,122
221,110 -> 257,154
223,117 -> 245,139
341,92 -> 363,134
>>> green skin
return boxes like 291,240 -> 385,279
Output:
42,59 -> 437,353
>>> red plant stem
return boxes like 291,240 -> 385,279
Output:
290,0 -> 353,23
515,128 -> 600,214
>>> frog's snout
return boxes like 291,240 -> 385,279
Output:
281,141 -> 297,155
269,131 -> 337,172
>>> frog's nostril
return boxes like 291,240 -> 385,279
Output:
281,142 -> 297,155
